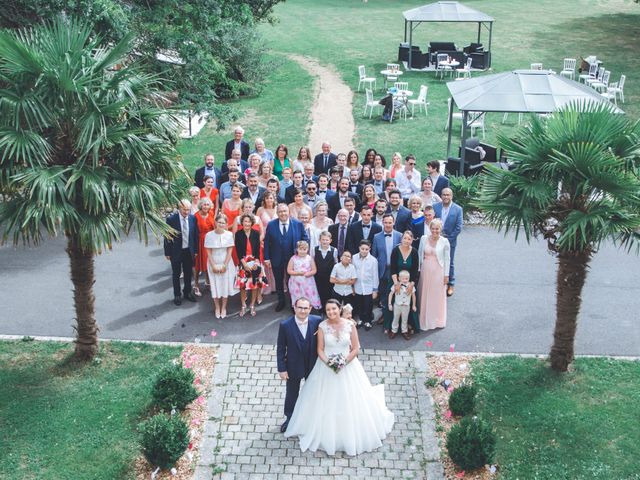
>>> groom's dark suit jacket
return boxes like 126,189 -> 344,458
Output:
277,315 -> 321,380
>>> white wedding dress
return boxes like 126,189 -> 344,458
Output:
285,320 -> 395,456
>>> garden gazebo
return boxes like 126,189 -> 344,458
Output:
445,69 -> 624,175
403,1 -> 494,70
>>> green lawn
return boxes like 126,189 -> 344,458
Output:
0,340 -> 181,480
471,356 -> 640,479
179,0 -> 639,174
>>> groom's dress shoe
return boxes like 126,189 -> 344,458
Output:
447,285 -> 454,297
280,419 -> 289,433
275,301 -> 285,312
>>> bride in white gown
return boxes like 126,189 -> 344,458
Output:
285,299 -> 395,455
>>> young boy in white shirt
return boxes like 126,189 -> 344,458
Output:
352,240 -> 379,330
330,250 -> 357,312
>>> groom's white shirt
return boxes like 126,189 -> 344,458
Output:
295,316 -> 308,339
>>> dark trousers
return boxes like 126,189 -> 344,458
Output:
448,244 -> 457,285
333,292 -> 355,309
171,248 -> 193,297
315,272 -> 333,306
272,264 -> 287,304
284,377 -> 302,418
355,293 -> 374,323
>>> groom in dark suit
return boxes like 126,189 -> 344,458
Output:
164,200 -> 198,305
263,203 -> 309,311
276,297 -> 321,432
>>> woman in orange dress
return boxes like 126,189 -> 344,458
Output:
221,183 -> 243,231
193,197 -> 215,296
199,176 -> 219,215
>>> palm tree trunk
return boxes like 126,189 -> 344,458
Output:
66,234 -> 99,360
550,249 -> 592,372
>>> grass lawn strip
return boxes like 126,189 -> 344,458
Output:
426,354 -> 640,479
0,340 -> 216,480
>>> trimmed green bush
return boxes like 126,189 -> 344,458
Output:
139,413 -> 189,469
448,384 -> 478,416
152,363 -> 198,411
446,416 -> 497,471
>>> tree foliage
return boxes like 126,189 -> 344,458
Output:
477,102 -> 640,371
1,0 -> 284,128
0,18 -> 186,358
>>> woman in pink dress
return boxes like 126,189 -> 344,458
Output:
417,219 -> 450,331
287,240 -> 321,310
256,191 -> 277,298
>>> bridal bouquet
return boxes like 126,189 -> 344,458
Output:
327,353 -> 347,373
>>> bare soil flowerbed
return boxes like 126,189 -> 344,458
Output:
135,344 -> 217,480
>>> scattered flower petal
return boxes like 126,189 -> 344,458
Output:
445,410 -> 452,419
489,465 -> 497,474
436,370 -> 444,377
449,343 -> 455,352
194,377 -> 201,385
194,337 -> 201,344
447,385 -> 455,393
191,419 -> 200,426
459,363 -> 467,370
170,467 -> 177,476
210,330 -> 218,337
426,341 -> 433,348
186,452 -> 193,461
200,369 -> 207,377
170,408 -> 176,416
184,360 -> 192,369
197,396 -> 205,405
455,471 -> 465,478
188,442 -> 193,450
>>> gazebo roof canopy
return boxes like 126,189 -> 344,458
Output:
447,70 -> 623,114
403,1 -> 494,23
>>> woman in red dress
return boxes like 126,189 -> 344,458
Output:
199,176 -> 219,214
193,197 -> 215,296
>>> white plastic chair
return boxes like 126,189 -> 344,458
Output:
560,58 -> 576,80
393,81 -> 409,92
363,89 -> 380,118
443,97 -> 463,132
530,63 -> 543,70
357,65 -> 376,92
607,74 -> 626,103
591,70 -> 610,92
579,62 -> 598,83
383,63 -> 399,90
586,67 -> 605,87
456,57 -> 473,79
468,112 -> 486,138
408,85 -> 429,117
436,54 -> 451,79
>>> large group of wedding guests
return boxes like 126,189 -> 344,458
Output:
164,126 -> 463,338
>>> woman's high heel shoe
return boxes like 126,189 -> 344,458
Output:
250,306 -> 256,317
239,305 -> 247,317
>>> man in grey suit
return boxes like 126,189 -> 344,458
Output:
433,188 -> 463,297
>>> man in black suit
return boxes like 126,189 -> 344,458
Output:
328,209 -> 351,258
328,177 -> 360,219
427,160 -> 450,197
163,200 -> 198,305
347,205 -> 382,254
219,158 -> 246,186
262,179 -> 286,207
367,166 -> 387,195
240,173 -> 265,205
194,153 -> 222,188
387,189 -> 411,233
225,125 -> 250,161
347,168 -> 364,198
221,149 -> 249,176
316,174 -> 336,202
343,197 -> 360,225
285,170 -> 305,204
313,141 -> 337,175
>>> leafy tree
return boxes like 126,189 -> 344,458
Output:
0,0 -> 284,128
0,19 -> 185,359
477,103 -> 640,372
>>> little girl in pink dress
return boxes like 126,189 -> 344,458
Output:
287,240 -> 322,310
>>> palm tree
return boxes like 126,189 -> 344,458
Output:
477,103 -> 640,372
0,19 -> 186,360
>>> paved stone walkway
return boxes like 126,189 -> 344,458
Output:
195,344 -> 444,480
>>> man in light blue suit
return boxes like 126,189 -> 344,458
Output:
264,203 -> 309,311
372,214 -> 402,326
433,188 -> 463,296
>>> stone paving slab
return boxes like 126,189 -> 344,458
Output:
199,343 -> 444,480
